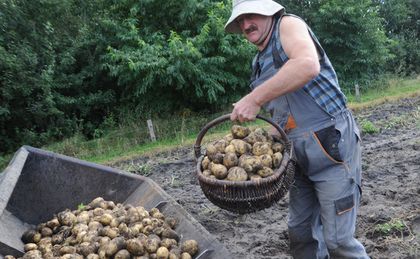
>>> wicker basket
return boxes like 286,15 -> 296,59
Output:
194,114 -> 296,214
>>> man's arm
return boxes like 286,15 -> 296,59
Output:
231,16 -> 321,122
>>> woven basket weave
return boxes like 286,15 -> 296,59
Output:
194,114 -> 296,214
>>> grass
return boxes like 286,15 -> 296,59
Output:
0,76 -> 419,170
372,218 -> 411,238
347,77 -> 420,111
359,119 -> 380,134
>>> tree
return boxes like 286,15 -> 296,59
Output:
376,0 -> 420,75
275,0 -> 392,88
102,0 -> 254,116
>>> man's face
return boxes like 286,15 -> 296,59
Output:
236,13 -> 273,46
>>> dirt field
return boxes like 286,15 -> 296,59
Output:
115,96 -> 420,259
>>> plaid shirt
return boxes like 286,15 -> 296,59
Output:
251,14 -> 347,115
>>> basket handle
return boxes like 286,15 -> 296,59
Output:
194,114 -> 288,159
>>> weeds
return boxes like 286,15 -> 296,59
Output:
120,161 -> 153,177
77,203 -> 86,211
371,218 -> 412,239
378,106 -> 420,130
169,175 -> 182,188
360,119 -> 380,134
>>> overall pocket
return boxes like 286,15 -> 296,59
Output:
314,125 -> 342,162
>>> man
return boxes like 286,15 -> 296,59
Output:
225,0 -> 369,258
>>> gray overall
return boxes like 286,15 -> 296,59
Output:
250,14 -> 369,258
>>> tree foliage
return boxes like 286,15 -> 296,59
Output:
280,0 -> 392,86
0,0 -> 418,153
375,0 -> 420,75
102,0 -> 253,116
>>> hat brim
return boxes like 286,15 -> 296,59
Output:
225,0 -> 285,34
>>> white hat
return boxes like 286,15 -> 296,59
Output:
225,0 -> 285,34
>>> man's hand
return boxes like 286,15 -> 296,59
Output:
230,93 -> 261,122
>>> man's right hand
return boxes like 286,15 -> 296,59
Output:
230,93 -> 261,122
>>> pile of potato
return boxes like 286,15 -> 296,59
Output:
201,125 -> 285,181
5,197 -> 199,259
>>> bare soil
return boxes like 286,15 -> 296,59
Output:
115,96 -> 420,259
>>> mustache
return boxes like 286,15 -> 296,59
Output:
244,25 -> 257,34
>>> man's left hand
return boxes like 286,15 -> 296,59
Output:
230,94 -> 261,122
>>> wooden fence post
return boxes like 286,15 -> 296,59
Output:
355,84 -> 361,102
147,119 -> 156,142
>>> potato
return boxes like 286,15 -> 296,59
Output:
231,125 -> 251,139
152,212 -> 165,221
180,252 -> 192,259
257,167 -> 274,178
93,208 -> 104,216
164,217 -> 177,229
254,127 -> 268,137
24,243 -> 38,252
202,169 -> 212,177
126,238 -> 145,255
169,247 -> 181,258
137,206 -> 150,219
46,218 -> 60,229
214,139 -> 228,153
102,237 -> 125,257
22,230 -> 42,244
161,228 -> 179,242
114,249 -> 130,259
60,253 -> 83,259
272,152 -> 283,168
223,133 -> 234,142
181,240 -> 198,256
238,155 -> 262,173
145,238 -> 160,253
77,242 -> 97,257
259,154 -> 273,168
77,211 -> 90,224
17,198 -> 202,259
60,246 -> 77,255
43,252 -> 55,259
100,226 -> 118,239
89,197 -> 108,210
88,221 -> 102,232
57,211 -> 76,226
231,139 -> 250,155
223,152 -> 238,168
205,144 -> 217,157
72,223 -> 88,236
272,142 -> 285,153
99,213 -> 113,226
156,246 -> 169,259
243,131 -> 267,145
169,253 -> 180,259
208,152 -> 224,164
210,163 -> 228,179
226,167 -> 248,181
201,156 -> 210,170
252,142 -> 272,156
22,250 -> 42,259
160,238 -> 177,249
153,226 -> 164,236
224,144 -> 236,154
118,222 -> 129,236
